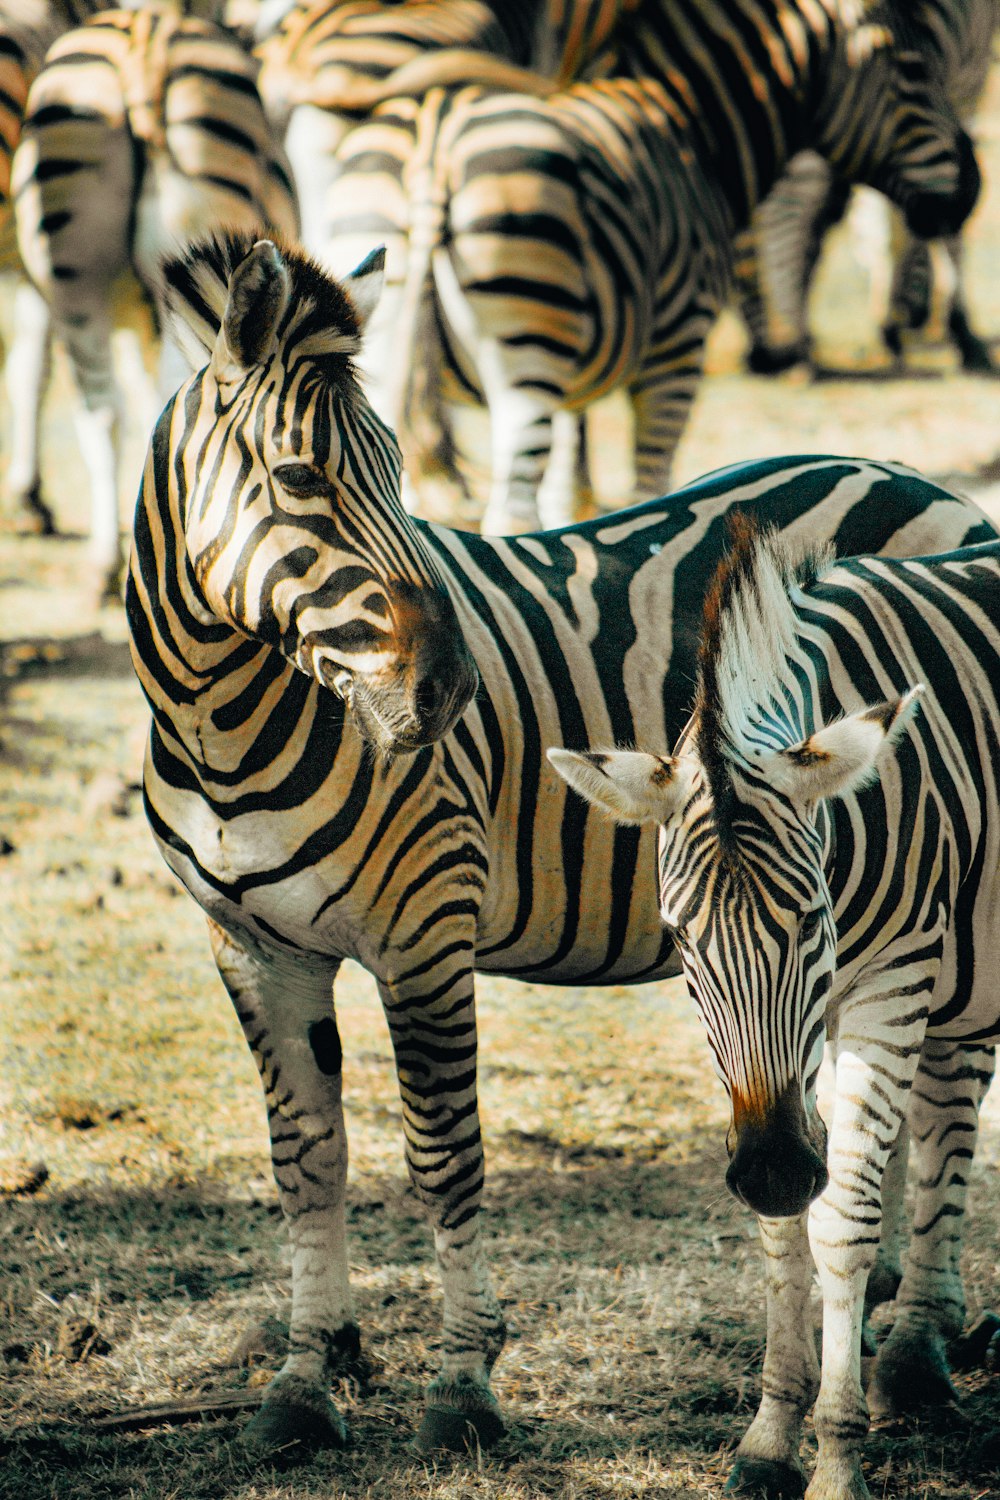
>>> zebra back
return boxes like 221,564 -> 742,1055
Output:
14,7 -> 298,304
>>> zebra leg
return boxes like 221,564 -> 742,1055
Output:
628,345 -> 705,503
881,235 -> 932,364
726,1214 -> 817,1498
3,280 -> 55,534
861,1120 -> 908,1356
207,921 -> 355,1455
536,410 -> 588,529
480,385 -> 555,535
377,971 -> 506,1453
869,1040 -> 996,1421
805,1013 -> 928,1500
941,236 -> 995,374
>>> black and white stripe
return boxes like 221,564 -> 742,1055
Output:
10,4 -> 297,594
736,0 -> 1000,373
552,517 -> 1000,1498
125,231 -> 997,1461
317,0 -> 981,534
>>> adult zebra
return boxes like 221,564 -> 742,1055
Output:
551,521 -> 1000,1500
126,229 -> 997,1459
11,4 -> 297,596
736,0 -> 1000,375
321,0 -> 981,534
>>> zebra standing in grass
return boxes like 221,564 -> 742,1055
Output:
11,4 -> 297,596
737,0 -> 1000,374
551,520 -> 1000,1500
125,228 -> 997,1460
318,0 -> 982,535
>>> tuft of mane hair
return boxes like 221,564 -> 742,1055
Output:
696,513 -> 833,819
161,228 -> 364,373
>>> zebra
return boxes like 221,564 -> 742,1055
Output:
254,1 -> 633,521
11,4 -> 298,597
736,0 -> 1000,375
125,227 -> 997,1459
549,518 -> 1000,1500
316,0 -> 982,536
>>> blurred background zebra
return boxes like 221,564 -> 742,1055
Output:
10,3 -> 297,595
313,0 -> 982,533
736,0 -> 1000,375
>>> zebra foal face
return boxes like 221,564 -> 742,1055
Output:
548,694 -> 920,1220
161,232 -> 478,755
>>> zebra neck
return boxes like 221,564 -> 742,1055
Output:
629,0 -> 835,227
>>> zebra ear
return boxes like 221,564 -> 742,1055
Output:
547,748 -> 696,826
344,246 -> 386,333
764,687 -> 924,805
212,239 -> 291,381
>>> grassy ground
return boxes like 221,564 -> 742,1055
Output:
3,73 -> 1000,1500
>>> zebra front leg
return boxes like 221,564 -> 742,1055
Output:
207,921 -> 355,1456
726,1213 -> 818,1498
379,964 -> 506,1453
480,384 -> 556,535
3,280 -> 54,534
869,1040 -> 996,1422
940,235 -> 995,374
805,1008 -> 928,1500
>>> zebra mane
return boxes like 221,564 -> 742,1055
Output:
695,514 -> 833,829
161,229 -> 364,374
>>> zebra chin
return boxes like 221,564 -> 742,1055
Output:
315,655 -> 478,756
725,1087 -> 829,1220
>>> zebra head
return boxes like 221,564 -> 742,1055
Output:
160,231 -> 478,756
549,524 -> 923,1220
814,8 -> 979,239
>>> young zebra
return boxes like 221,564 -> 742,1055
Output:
737,0 -> 1000,374
11,4 -> 297,595
126,229 -> 997,1459
321,0 -> 981,534
551,520 -> 1000,1500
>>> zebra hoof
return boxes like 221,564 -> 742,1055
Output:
5,486 -> 56,536
951,1311 -> 1000,1372
725,1456 -> 806,1497
240,1381 -> 348,1458
869,1324 -> 958,1424
413,1377 -> 505,1455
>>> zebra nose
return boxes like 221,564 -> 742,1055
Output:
904,129 -> 980,239
411,645 -> 478,737
726,1132 -> 829,1218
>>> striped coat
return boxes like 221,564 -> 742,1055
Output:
11,5 -> 297,594
735,0 -> 1000,373
125,230 -> 997,1461
320,0 -> 981,533
552,520 -> 1000,1499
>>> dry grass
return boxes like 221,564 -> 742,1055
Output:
3,71 -> 1000,1500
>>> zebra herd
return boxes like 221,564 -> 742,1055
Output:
3,2 -> 999,1499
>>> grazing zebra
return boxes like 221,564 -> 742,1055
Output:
550,519 -> 1000,1500
11,4 -> 297,595
320,0 -> 981,535
125,229 -> 997,1459
737,0 -> 1000,375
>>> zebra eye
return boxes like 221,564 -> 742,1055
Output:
800,907 -> 824,937
274,462 -> 325,497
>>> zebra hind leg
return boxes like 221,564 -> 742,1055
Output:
868,1041 -> 996,1424
3,280 -> 55,535
207,922 -> 357,1457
